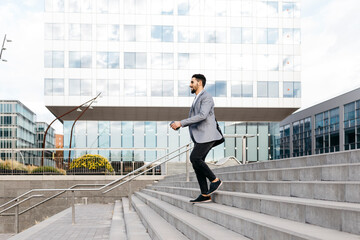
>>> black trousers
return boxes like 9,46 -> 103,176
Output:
190,141 -> 217,194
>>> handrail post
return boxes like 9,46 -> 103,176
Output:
128,181 -> 132,211
186,144 -> 190,182
14,199 -> 19,234
72,190 -> 75,225
242,136 -> 246,164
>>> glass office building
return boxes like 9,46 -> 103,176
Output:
280,88 -> 360,158
0,101 -> 55,165
44,0 -> 301,162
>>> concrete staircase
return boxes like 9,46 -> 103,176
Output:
7,150 -> 360,239
130,150 -> 360,240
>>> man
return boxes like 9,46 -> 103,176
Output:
171,74 -> 224,203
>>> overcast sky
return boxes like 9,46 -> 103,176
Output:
1,0 -> 360,134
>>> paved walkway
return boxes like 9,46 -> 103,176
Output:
9,204 -> 114,240
0,234 -> 14,240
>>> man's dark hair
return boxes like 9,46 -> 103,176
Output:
192,74 -> 206,87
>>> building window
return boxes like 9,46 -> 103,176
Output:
69,79 -> 92,96
96,24 -> 120,41
178,80 -> 191,97
69,52 -> 92,68
178,27 -> 200,43
96,52 -> 120,69
206,81 -> 227,97
69,24 -> 92,40
124,80 -> 147,97
44,23 -> 64,40
45,0 -> 64,12
204,29 -> 226,43
151,80 -> 173,97
124,52 -> 147,69
151,53 -> 174,69
177,0 -> 199,16
151,0 -> 173,15
44,78 -> 64,96
283,82 -> 301,98
258,82 -> 279,98
151,26 -> 174,42
44,51 -> 64,68
178,53 -> 200,69
344,102 -> 356,150
124,25 -> 146,42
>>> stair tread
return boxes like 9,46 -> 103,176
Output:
109,200 -> 127,240
122,198 -> 151,240
150,186 -> 360,211
160,180 -> 360,184
135,192 -> 249,240
142,189 -> 360,240
131,195 -> 189,240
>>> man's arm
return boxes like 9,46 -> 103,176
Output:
180,95 -> 213,127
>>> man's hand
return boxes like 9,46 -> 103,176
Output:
170,121 -> 181,130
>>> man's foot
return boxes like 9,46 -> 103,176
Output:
189,194 -> 212,203
206,179 -> 222,196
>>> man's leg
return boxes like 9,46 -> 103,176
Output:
190,142 -> 217,194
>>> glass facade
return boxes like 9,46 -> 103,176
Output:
315,108 -> 339,154
44,0 -> 301,164
292,117 -> 311,157
64,121 -> 279,162
344,101 -> 360,150
44,0 -> 301,100
0,101 -> 55,165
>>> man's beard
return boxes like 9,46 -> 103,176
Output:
191,88 -> 196,94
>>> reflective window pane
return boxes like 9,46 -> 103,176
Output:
69,79 -> 81,96
81,24 -> 92,40
206,82 -> 215,96
69,51 -> 81,68
267,2 -> 278,17
108,25 -> 120,41
97,0 -> 108,13
124,25 -> 135,41
163,26 -> 174,42
81,80 -> 92,96
231,28 -> 242,44
53,24 -> 64,40
69,0 -> 80,12
44,51 -> 52,68
124,52 -> 136,69
44,78 -> 53,95
268,28 -> 279,44
163,81 -> 173,96
108,0 -> 119,13
269,82 -> 279,98
81,0 -> 92,12
163,53 -> 174,69
283,56 -> 294,71
136,80 -> 147,96
53,79 -> 64,95
294,82 -> 301,98
136,53 -> 147,69
124,81 -> 136,96
283,2 -> 294,18
178,53 -> 189,69
178,80 -> 190,97
231,82 -> 241,97
108,52 -> 120,68
257,29 -> 267,44
97,80 -> 108,96
258,81 -> 268,98
242,28 -> 253,44
215,81 -> 227,97
53,51 -> 64,68
136,26 -> 147,41
178,0 -> 189,15
151,26 -> 162,42
53,0 -> 64,12
204,30 -> 216,43
283,82 -> 293,98
81,52 -> 92,68
69,24 -> 80,40
151,53 -> 162,69
97,25 -> 107,40
151,81 -> 162,96
242,82 -> 253,97
109,80 -> 120,96
44,24 -> 53,40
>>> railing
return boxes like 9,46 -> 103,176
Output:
0,143 -> 193,233
0,134 -> 251,233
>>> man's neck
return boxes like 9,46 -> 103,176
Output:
196,88 -> 204,95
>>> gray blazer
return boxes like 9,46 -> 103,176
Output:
180,90 -> 223,144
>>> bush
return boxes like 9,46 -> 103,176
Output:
0,159 -> 28,171
69,154 -> 114,174
31,166 -> 66,175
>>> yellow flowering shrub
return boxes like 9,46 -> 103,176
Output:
69,154 -> 114,173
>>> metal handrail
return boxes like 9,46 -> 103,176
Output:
0,143 -> 193,230
0,195 -> 43,215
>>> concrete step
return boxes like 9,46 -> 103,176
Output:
131,195 -> 189,240
164,150 -> 360,181
146,186 -> 360,235
165,163 -> 360,182
139,189 -> 360,240
155,180 -> 360,203
109,200 -> 127,240
134,192 -> 248,240
122,198 -> 151,240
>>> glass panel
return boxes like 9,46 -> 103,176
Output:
97,25 -> 107,40
109,80 -> 120,96
97,0 -> 108,13
81,52 -> 92,68
257,29 -> 267,44
242,82 -> 253,97
69,79 -> 81,96
44,51 -> 52,68
294,82 -> 301,98
69,0 -> 80,12
69,51 -> 81,68
163,81 -> 173,96
53,51 -> 64,68
206,82 -> 215,96
178,0 -> 189,15
268,82 -> 279,98
283,82 -> 293,98
267,2 -> 278,17
44,24 -> 53,40
52,24 -> 64,40
81,80 -> 92,96
215,81 -> 227,97
163,53 -> 174,69
97,52 -> 108,68
97,80 -> 108,96
136,26 -> 147,41
178,80 -> 190,97
53,79 -> 64,95
44,79 -> 53,96
258,124 -> 268,161
124,81 -> 136,96
81,24 -> 92,40
268,28 -> 279,44
151,26 -> 162,42
135,80 -> 147,97
108,52 -> 120,68
283,2 -> 294,18
204,30 -> 216,43
136,53 -> 147,69
108,0 -> 119,13
81,0 -> 92,12
257,81 -> 267,98
124,52 -> 136,69
230,27 -> 242,44
108,25 -> 120,41
178,53 -> 189,69
231,81 -> 241,97
163,26 -> 174,42
151,81 -> 163,96
124,25 -> 135,41
69,24 -> 80,40
242,28 -> 253,44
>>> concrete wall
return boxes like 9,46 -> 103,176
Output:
0,175 -> 163,234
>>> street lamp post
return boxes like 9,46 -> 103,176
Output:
67,99 -> 97,165
0,34 -> 12,62
41,93 -> 101,166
